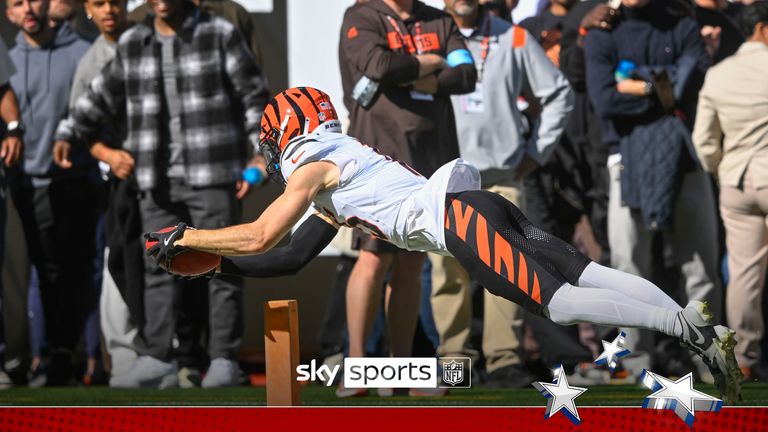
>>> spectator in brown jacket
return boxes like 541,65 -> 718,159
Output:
337,0 -> 476,397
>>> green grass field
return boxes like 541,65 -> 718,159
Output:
0,383 -> 767,406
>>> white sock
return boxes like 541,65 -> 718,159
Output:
546,283 -> 682,337
578,262 -> 682,311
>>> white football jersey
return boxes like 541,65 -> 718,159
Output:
279,132 -> 481,254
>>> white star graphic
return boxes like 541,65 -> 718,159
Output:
594,331 -> 631,371
532,365 -> 587,425
640,370 -> 722,426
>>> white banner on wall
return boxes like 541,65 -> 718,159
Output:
239,0 -> 274,13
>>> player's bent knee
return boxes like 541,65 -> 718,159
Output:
543,308 -> 577,326
542,283 -> 581,326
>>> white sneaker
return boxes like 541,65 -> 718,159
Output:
0,371 -> 12,390
202,358 -> 241,388
178,367 -> 202,388
109,356 -> 179,389
677,301 -> 742,403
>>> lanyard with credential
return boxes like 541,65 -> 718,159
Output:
413,21 -> 424,54
386,15 -> 417,55
476,17 -> 493,82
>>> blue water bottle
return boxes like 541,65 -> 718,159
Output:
615,60 -> 637,82
242,167 -> 264,185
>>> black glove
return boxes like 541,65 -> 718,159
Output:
144,222 -> 189,270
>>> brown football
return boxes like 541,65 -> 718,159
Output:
145,226 -> 221,276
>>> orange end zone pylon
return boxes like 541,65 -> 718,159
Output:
264,299 -> 301,406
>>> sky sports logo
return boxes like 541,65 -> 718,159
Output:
296,357 -> 471,389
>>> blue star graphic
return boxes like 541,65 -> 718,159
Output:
594,331 -> 631,371
640,370 -> 722,427
532,365 -> 587,425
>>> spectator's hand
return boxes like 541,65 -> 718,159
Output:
616,79 -> 648,96
52,140 -> 72,169
415,54 -> 446,78
411,75 -> 438,94
580,4 -> 619,31
701,25 -> 722,59
104,148 -> 135,180
513,155 -> 539,181
144,222 -> 189,269
236,154 -> 268,200
235,179 -> 250,200
0,135 -> 22,167
90,142 -> 135,179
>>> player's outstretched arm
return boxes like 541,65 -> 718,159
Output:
218,214 -> 338,278
176,160 -> 340,256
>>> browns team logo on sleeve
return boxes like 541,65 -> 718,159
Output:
347,26 -> 358,39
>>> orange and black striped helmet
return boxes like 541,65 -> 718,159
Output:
259,87 -> 341,176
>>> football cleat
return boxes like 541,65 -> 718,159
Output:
677,301 -> 742,404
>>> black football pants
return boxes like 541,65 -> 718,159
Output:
444,190 -> 591,317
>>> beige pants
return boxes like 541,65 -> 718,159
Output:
429,180 -> 525,373
721,173 -> 768,368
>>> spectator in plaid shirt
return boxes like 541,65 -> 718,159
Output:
71,0 -> 270,388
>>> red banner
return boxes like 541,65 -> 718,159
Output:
0,407 -> 765,431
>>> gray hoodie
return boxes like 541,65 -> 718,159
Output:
56,35 -> 122,146
450,15 -> 573,177
9,22 -> 91,183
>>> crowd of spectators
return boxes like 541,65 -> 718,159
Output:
0,0 -> 767,394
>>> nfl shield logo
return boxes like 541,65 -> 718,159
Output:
443,360 -> 463,386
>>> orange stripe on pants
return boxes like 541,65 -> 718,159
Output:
493,232 -> 514,283
531,272 -> 542,304
452,200 -> 474,241
476,214 -> 490,266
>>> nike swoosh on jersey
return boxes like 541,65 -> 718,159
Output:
164,237 -> 172,246
291,150 -> 306,164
